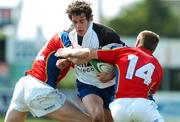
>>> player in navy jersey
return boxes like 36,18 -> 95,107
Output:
55,30 -> 164,122
5,32 -> 92,122
64,1 -> 125,122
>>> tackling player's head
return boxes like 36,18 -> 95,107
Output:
135,30 -> 160,53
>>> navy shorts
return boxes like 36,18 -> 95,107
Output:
76,79 -> 115,109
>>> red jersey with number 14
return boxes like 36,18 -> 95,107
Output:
97,47 -> 163,99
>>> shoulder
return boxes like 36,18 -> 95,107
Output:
93,23 -> 118,35
92,23 -> 125,46
56,31 -> 71,47
58,31 -> 69,39
50,31 -> 69,41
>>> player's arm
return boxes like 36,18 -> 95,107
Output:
56,59 -> 72,70
97,71 -> 115,83
97,49 -> 118,63
55,48 -> 98,64
55,47 -> 119,64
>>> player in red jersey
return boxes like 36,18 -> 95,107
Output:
55,30 -> 164,122
4,32 -> 92,122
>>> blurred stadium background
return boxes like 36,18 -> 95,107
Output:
0,0 -> 180,121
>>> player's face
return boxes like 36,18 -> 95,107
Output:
71,13 -> 92,37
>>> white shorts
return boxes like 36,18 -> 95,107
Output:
8,75 -> 66,117
109,98 -> 164,122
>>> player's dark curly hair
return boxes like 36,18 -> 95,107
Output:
66,0 -> 92,21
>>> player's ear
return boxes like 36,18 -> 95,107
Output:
89,15 -> 93,21
135,39 -> 140,47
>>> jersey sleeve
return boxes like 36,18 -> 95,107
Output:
97,48 -> 119,63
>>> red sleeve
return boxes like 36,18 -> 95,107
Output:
97,48 -> 119,63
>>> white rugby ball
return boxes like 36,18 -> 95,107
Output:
90,43 -> 123,73
90,59 -> 114,73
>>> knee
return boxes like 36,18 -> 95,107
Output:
89,108 -> 104,122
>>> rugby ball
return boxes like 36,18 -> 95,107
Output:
90,43 -> 123,73
90,59 -> 114,73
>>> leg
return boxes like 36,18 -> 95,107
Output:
104,108 -> 113,122
76,81 -> 114,122
82,94 -> 105,122
5,77 -> 28,122
47,99 -> 92,122
5,108 -> 27,122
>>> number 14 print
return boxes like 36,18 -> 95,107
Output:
126,55 -> 155,85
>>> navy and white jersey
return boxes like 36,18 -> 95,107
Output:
65,22 -> 125,88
